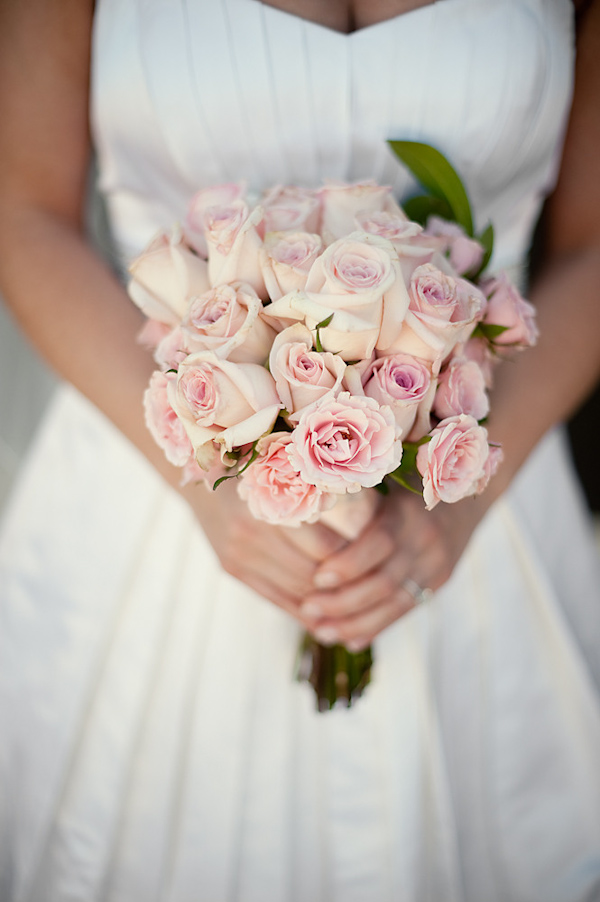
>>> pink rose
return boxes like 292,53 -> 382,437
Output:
261,185 -> 321,234
154,325 -> 191,371
358,353 -> 435,440
433,357 -> 489,421
137,318 -> 172,353
424,216 -> 484,276
356,211 -> 438,281
264,232 -> 409,361
389,263 -> 485,370
144,370 -> 193,467
288,391 -> 402,494
170,352 -> 281,466
181,282 -> 275,363
416,415 -> 489,509
482,272 -> 538,349
269,323 -> 346,416
475,444 -> 504,494
184,183 -> 246,258
237,432 -> 334,526
128,229 -> 210,325
180,452 -> 233,489
461,336 -> 495,388
180,455 -> 207,486
260,231 -> 322,301
205,202 -> 267,298
319,180 -> 396,243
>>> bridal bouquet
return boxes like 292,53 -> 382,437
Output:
129,142 -> 537,710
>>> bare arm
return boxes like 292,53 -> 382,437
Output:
0,1 -> 161,476
303,1 -> 600,648
0,0 -> 343,618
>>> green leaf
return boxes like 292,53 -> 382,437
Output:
212,439 -> 261,490
387,470 -> 423,496
395,436 -> 431,474
388,140 -> 474,236
473,222 -> 494,278
472,322 -> 510,341
402,194 -> 453,227
314,313 -> 334,353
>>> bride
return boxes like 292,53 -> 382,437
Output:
0,1 -> 599,899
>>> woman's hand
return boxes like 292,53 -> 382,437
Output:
184,478 -> 347,621
298,487 -> 491,650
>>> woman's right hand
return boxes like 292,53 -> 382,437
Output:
183,478 -> 347,622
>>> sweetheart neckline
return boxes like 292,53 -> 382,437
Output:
255,0 -> 444,37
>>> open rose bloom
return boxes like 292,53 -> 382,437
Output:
129,177 -> 535,518
128,169 -> 537,710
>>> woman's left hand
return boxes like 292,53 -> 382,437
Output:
299,487 -> 491,650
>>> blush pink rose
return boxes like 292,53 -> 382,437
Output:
154,325 -> 191,371
144,370 -> 193,467
269,323 -> 346,416
261,185 -> 321,234
461,336 -> 496,388
137,318 -> 171,353
475,443 -> 504,494
184,182 -> 246,257
482,272 -> 538,349
319,180 -> 397,243
356,211 -> 438,281
416,414 -> 489,509
265,232 -> 409,361
388,263 -> 486,370
360,353 -> 435,440
237,432 -> 334,526
260,231 -> 322,300
205,202 -> 267,298
128,229 -> 210,325
288,391 -> 402,494
181,282 -> 275,364
424,216 -> 484,276
433,357 -> 489,421
180,452 -> 233,489
170,352 -> 281,466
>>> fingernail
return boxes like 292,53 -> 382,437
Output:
301,602 -> 322,619
313,570 -> 340,589
347,639 -> 367,652
314,626 -> 339,645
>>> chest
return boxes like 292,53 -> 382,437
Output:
259,0 -> 436,33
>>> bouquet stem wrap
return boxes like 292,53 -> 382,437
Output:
295,489 -> 378,711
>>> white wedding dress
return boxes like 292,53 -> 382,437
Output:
1,1 -> 600,900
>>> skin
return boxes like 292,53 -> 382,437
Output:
0,1 -> 598,650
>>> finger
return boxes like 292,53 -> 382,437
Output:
386,539 -> 449,597
240,570 -> 304,620
311,592 -> 413,649
300,570 -> 393,622
227,522 -> 317,600
282,520 -> 347,563
312,518 -> 395,588
241,538 -> 315,599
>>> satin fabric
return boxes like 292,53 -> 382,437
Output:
1,2 -> 600,900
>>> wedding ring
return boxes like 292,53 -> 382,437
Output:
402,577 -> 433,606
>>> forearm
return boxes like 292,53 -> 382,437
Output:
484,242 -> 600,503
0,203 -> 181,491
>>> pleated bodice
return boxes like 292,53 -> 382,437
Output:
91,0 -> 574,270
